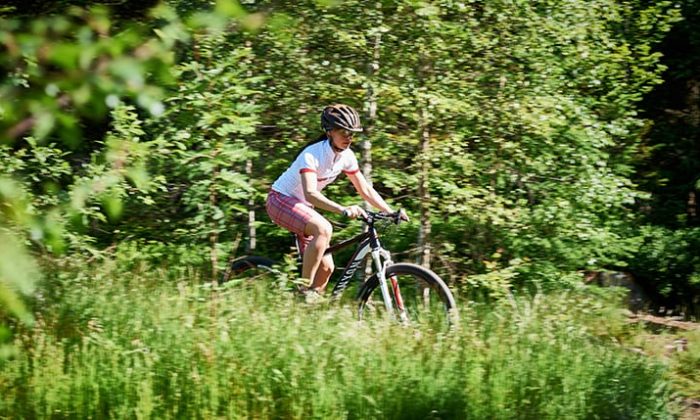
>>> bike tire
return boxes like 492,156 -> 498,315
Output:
357,263 -> 458,328
222,255 -> 278,283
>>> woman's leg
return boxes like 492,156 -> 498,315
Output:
265,191 -> 333,290
302,216 -> 334,290
312,254 -> 335,291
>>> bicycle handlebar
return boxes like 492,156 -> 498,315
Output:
360,210 -> 405,226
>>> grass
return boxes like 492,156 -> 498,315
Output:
0,259 -> 677,419
628,326 -> 700,402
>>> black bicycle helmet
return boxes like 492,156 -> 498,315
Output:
321,104 -> 363,133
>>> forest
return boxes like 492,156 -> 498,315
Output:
1,0 -> 699,418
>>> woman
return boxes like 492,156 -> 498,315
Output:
266,104 -> 408,298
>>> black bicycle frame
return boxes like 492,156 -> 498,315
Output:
292,213 -> 390,298
328,231 -> 373,297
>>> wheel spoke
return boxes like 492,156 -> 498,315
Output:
358,263 -> 458,330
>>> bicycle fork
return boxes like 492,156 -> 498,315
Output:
371,249 -> 409,322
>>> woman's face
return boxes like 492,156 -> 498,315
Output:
328,128 -> 355,152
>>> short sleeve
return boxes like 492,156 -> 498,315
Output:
299,151 -> 319,174
342,151 -> 360,175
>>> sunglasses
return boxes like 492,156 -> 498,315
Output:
338,129 -> 355,138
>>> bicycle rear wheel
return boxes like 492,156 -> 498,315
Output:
357,263 -> 458,329
222,256 -> 278,284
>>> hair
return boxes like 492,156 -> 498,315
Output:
293,132 -> 328,161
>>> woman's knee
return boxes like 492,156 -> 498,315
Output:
305,217 -> 333,240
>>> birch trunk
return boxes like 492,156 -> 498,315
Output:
245,158 -> 256,253
363,23 -> 382,279
210,147 -> 220,281
688,79 -> 699,222
417,105 -> 432,269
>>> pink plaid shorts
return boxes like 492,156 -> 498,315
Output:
266,190 -> 321,254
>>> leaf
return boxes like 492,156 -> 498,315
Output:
33,111 -> 56,140
110,58 -> 145,89
215,0 -> 247,18
101,194 -> 123,222
415,5 -> 440,17
212,207 -> 224,220
127,166 -> 151,190
0,231 -> 39,324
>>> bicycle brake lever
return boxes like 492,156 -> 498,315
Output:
361,213 -> 372,224
393,209 -> 407,225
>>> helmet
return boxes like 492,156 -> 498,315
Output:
321,104 -> 363,133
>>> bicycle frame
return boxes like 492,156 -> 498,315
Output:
316,219 -> 398,315
326,232 -> 372,297
285,212 -> 406,315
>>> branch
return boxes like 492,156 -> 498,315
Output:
3,94 -> 71,141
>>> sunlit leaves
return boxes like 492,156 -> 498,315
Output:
0,7 -> 177,144
0,0 -> 690,319
0,231 -> 39,323
0,178 -> 40,326
216,0 -> 247,18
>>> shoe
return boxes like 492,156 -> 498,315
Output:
302,288 -> 326,304
291,277 -> 311,290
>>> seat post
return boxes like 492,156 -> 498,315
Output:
293,234 -> 303,264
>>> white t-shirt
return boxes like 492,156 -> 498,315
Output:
271,138 -> 360,202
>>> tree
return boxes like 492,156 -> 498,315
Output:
633,0 -> 700,315
0,3 -> 184,352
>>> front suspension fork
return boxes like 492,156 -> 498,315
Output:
371,249 -> 408,321
371,249 -> 393,314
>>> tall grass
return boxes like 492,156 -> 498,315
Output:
0,260 -> 674,419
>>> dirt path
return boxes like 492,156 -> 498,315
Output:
681,399 -> 700,420
628,313 -> 700,331
627,313 -> 700,419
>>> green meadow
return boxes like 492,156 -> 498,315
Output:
0,260 -> 675,419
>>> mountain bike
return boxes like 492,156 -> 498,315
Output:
223,211 -> 458,329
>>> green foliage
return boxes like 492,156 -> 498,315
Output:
629,226 -> 700,314
156,40 -> 259,239
673,329 -> 700,398
629,328 -> 700,401
0,178 -> 41,329
0,259 -> 674,418
327,0 -> 681,294
0,231 -> 39,324
103,31 -> 263,274
0,3 -> 185,344
0,0 -> 259,336
1,0 -> 684,299
134,0 -> 688,301
0,6 -> 177,144
631,0 -> 700,314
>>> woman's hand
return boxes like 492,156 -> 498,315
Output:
342,205 -> 367,219
398,208 -> 409,222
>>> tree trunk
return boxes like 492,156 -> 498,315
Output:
363,20 -> 382,280
688,78 -> 699,224
210,147 -> 220,282
245,158 -> 256,253
417,105 -> 432,269
245,40 -> 258,252
416,47 -> 433,270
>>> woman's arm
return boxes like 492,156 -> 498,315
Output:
301,171 -> 346,214
347,171 -> 393,213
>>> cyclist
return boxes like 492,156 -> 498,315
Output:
266,104 -> 408,298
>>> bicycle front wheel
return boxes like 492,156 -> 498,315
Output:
357,263 -> 458,329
